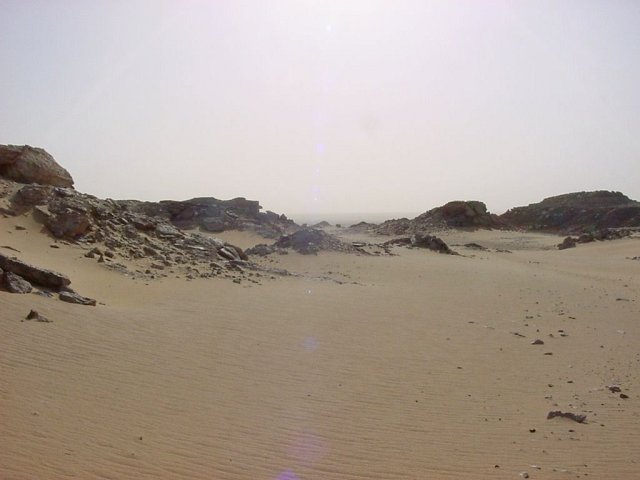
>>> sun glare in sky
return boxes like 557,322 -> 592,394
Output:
1,1 -> 639,218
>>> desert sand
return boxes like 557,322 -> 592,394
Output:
1,213 -> 639,479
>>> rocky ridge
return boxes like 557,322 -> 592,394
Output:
0,144 -> 301,292
0,178 -> 279,284
500,191 -> 640,234
374,201 -> 502,236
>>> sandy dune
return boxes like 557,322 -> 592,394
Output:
1,217 -> 639,479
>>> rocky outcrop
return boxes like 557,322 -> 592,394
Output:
410,233 -> 455,254
558,228 -> 632,250
46,208 -> 92,239
4,271 -> 33,293
0,253 -> 71,289
0,145 -> 74,187
376,201 -> 502,236
500,191 -> 640,234
380,234 -> 455,254
374,218 -> 412,235
247,228 -> 357,256
0,252 -> 99,305
274,228 -> 357,255
137,196 -> 295,238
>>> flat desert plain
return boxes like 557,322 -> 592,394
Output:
1,217 -> 639,479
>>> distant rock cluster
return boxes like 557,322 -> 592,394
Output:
247,227 -> 358,255
358,193 -> 640,241
381,233 -> 456,255
374,201 -> 503,236
557,228 -> 633,250
501,191 -> 640,234
1,143 -> 639,274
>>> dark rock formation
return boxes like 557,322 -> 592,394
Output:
245,244 -> 277,257
26,309 -> 51,322
0,145 -> 74,187
4,271 -> 33,293
410,233 -> 455,254
558,236 -> 577,250
376,201 -> 502,236
0,253 -> 71,289
547,410 -> 587,423
137,196 -> 295,238
46,208 -> 92,239
345,221 -> 377,233
273,228 -> 357,255
59,291 -> 97,306
12,185 -> 54,206
500,191 -> 640,234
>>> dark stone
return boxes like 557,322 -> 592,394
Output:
59,291 -> 96,306
225,243 -> 248,261
12,185 -> 54,206
500,191 -> 640,233
201,218 -> 226,232
45,208 -> 92,238
410,233 -> 454,254
558,236 -> 577,250
274,228 -> 355,255
577,233 -> 595,243
4,271 -> 33,293
26,309 -> 50,322
245,244 -> 275,256
218,247 -> 239,260
0,253 -> 71,289
547,410 -> 587,423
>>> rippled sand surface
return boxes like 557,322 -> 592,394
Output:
2,220 -> 639,479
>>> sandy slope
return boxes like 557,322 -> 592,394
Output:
1,216 -> 639,479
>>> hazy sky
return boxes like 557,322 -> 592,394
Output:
1,1 -> 639,218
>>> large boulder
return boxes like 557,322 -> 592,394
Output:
12,185 -> 54,206
45,208 -> 92,238
0,145 -> 74,188
0,253 -> 71,289
4,271 -> 33,293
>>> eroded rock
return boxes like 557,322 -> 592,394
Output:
0,145 -> 74,187
0,253 -> 71,289
59,291 -> 97,306
410,233 -> 454,254
4,271 -> 33,293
